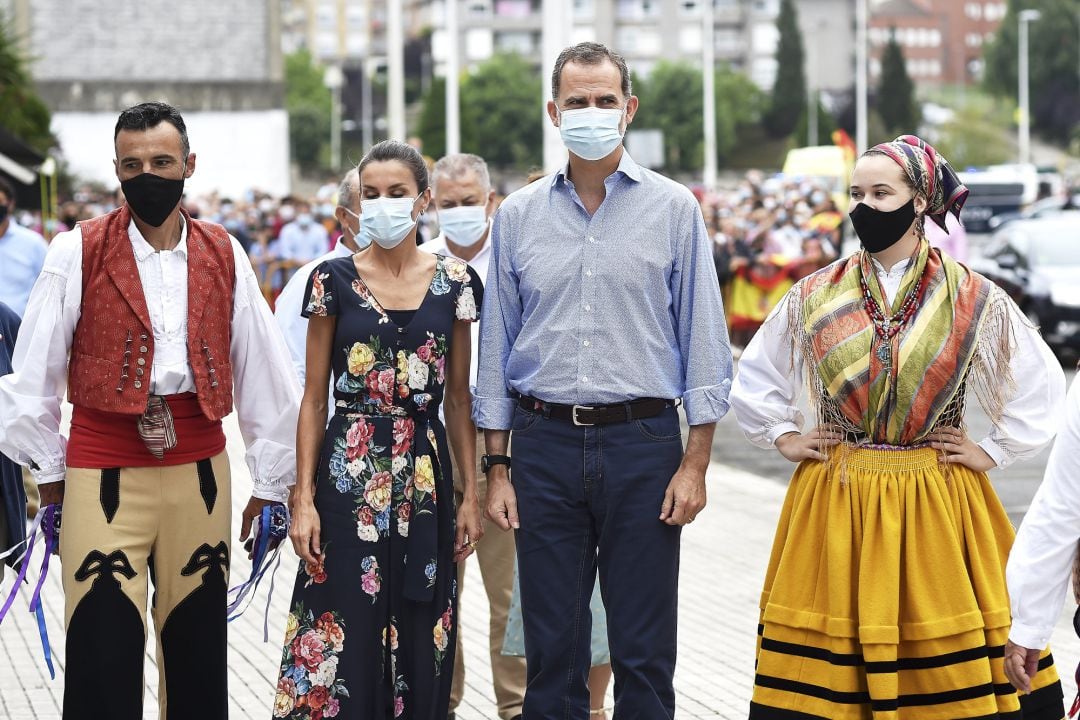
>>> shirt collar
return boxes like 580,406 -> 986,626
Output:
551,149 -> 644,190
129,215 -> 188,261
431,219 -> 494,261
331,237 -> 356,257
871,255 -> 912,276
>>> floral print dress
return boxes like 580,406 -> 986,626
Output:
272,254 -> 481,720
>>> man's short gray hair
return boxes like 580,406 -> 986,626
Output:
337,168 -> 360,209
431,153 -> 491,193
551,42 -> 632,101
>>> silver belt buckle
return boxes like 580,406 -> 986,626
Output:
572,405 -> 596,426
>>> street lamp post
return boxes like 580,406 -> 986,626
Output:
1018,9 -> 1041,166
324,64 -> 344,171
703,0 -> 717,190
855,0 -> 869,154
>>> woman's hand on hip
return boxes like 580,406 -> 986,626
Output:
775,427 -> 842,463
927,427 -> 996,473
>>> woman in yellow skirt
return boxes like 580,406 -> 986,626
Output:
730,135 -> 1068,720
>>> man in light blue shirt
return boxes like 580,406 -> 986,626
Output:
474,42 -> 732,720
277,199 -> 330,263
0,178 -> 48,317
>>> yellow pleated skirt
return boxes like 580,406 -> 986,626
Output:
750,446 -> 1064,720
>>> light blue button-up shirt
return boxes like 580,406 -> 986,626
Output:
473,151 -> 732,429
0,220 -> 48,317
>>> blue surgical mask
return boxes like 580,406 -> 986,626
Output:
342,208 -> 371,249
297,212 -> 313,227
437,205 -> 488,248
362,197 -> 419,249
558,106 -> 625,161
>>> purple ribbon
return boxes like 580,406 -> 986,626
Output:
0,504 -> 59,678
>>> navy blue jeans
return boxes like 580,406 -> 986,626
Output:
511,404 -> 684,720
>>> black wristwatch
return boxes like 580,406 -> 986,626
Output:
481,454 -> 511,474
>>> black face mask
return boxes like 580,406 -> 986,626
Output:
0,205 -> 8,223
849,198 -> 917,254
121,172 -> 185,227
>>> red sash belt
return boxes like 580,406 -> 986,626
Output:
67,393 -> 226,468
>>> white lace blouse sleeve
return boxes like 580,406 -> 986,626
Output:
976,294 -> 1066,469
729,292 -> 806,449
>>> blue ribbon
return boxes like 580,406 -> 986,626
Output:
226,503 -> 288,641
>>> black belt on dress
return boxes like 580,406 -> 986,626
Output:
517,395 -> 675,426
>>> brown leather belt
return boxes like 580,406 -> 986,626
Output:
517,395 -> 674,427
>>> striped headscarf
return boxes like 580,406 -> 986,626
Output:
869,135 -> 969,232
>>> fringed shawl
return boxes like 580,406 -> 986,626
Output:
791,244 -> 1016,447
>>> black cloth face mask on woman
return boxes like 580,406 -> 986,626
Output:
849,197 -> 917,254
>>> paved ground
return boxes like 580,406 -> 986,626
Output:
3,396 -> 1080,718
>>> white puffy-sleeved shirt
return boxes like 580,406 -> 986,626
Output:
730,256 -> 1065,469
0,217 -> 302,502
1007,376 -> 1080,650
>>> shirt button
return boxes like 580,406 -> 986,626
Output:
588,236 -> 597,243
137,358 -> 146,366
136,368 -> 144,376
140,346 -> 148,353
583,340 -> 590,347
584,304 -> 591,312
586,269 -> 593,277
134,381 -> 143,389
582,375 -> 589,382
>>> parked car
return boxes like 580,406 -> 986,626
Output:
970,212 -> 1080,351
986,194 -> 1080,231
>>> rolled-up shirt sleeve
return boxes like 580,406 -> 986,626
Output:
1007,375 -> 1080,650
672,198 -> 732,425
0,230 -> 83,484
229,239 -> 302,502
729,293 -> 806,448
471,207 -> 522,430
975,295 -> 1066,469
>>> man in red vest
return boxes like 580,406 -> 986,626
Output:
0,102 -> 301,719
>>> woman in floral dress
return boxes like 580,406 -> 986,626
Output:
273,140 -> 485,720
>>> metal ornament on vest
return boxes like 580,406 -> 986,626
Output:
68,205 -> 235,421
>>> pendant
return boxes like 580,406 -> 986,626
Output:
876,341 -> 891,366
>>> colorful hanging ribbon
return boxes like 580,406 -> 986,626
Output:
0,504 -> 60,678
226,503 -> 288,642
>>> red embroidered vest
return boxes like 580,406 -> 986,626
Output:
68,206 -> 235,421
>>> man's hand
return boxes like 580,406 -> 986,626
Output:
38,480 -> 65,508
775,427 -> 842,463
659,465 -> 706,526
484,469 -> 519,531
927,427 -> 996,473
240,496 -> 280,559
1003,639 -> 1041,694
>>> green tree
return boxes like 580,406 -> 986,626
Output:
877,30 -> 918,136
714,66 -> 768,162
460,53 -> 543,169
931,110 -> 1013,167
285,49 -> 332,172
764,0 -> 806,138
417,75 -> 447,159
793,96 -> 838,147
0,14 -> 53,153
983,0 -> 1080,143
634,61 -> 703,171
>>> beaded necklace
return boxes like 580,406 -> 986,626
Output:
858,253 -> 932,367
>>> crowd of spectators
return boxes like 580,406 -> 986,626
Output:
699,172 -> 846,348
